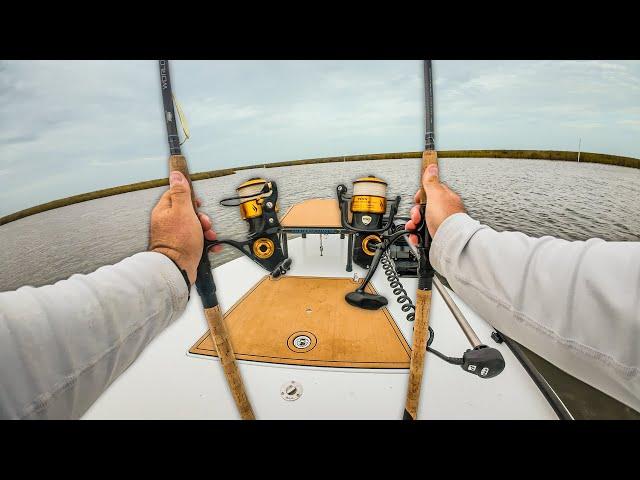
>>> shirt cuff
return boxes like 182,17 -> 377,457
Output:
429,213 -> 485,276
140,251 -> 190,311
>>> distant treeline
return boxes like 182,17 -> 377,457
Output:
1,150 -> 638,226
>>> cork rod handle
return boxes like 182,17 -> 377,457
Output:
204,306 -> 255,419
404,289 -> 432,420
404,149 -> 438,421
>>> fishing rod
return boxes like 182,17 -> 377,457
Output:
403,59 -> 437,421
403,61 -> 505,420
334,62 -> 504,389
158,60 -> 255,420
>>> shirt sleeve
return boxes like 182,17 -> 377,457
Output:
429,213 -> 640,413
0,251 -> 189,419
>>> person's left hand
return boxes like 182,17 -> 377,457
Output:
148,171 -> 221,285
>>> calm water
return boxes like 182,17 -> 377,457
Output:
1,157 -> 639,292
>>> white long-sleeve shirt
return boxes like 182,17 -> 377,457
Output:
1,217 -> 638,418
0,252 -> 189,419
430,213 -> 640,413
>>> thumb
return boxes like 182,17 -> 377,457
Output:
169,171 -> 193,209
422,163 -> 440,190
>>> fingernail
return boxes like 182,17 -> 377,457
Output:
170,171 -> 183,185
427,164 -> 438,175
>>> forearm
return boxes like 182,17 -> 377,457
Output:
430,213 -> 640,412
0,252 -> 189,419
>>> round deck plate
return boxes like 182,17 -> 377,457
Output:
287,331 -> 318,353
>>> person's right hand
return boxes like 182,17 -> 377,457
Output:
148,171 -> 221,285
405,163 -> 466,245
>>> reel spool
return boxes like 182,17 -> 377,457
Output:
236,178 -> 277,224
347,176 -> 388,269
210,178 -> 291,277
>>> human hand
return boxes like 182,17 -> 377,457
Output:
405,164 -> 466,244
149,171 -> 221,284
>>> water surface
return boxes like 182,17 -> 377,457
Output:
2,157 -> 638,292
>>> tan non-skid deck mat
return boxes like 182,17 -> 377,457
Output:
279,199 -> 344,229
189,275 -> 411,368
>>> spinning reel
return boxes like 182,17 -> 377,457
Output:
336,176 -> 402,269
208,178 -> 291,278
337,176 -> 505,379
336,176 -> 408,310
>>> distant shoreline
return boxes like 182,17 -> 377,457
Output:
2,149 -> 638,226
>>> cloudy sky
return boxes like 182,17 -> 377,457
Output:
1,60 -> 639,216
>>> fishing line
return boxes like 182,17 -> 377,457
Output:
172,94 -> 190,145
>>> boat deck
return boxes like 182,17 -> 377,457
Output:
189,275 -> 411,368
82,234 -> 560,419
280,198 -> 345,232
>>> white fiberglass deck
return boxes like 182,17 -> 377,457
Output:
83,235 -> 559,419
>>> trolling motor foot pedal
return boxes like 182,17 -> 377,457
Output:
461,345 -> 505,379
270,258 -> 293,279
345,291 -> 388,310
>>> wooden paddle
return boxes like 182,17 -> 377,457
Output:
161,61 -> 254,420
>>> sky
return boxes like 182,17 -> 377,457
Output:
1,60 -> 639,216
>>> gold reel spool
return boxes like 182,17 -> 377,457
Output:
237,178 -> 269,220
351,176 -> 387,214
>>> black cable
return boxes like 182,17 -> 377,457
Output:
427,328 -> 463,365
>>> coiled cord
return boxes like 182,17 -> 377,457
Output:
381,250 -> 463,366
381,252 -> 415,322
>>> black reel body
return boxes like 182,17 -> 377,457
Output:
349,177 -> 386,270
209,178 -> 291,277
